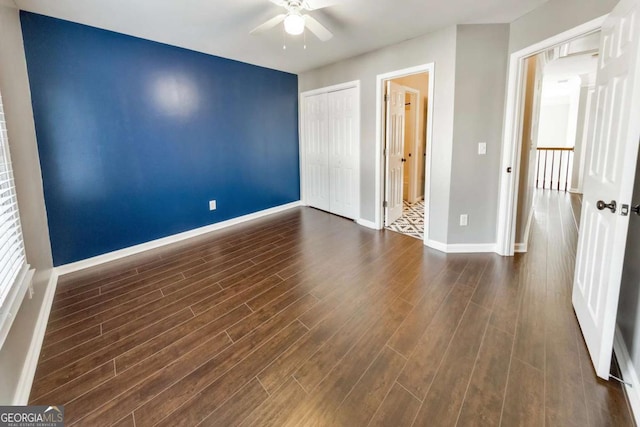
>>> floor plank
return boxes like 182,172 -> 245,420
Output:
456,326 -> 513,426
26,201 -> 634,426
369,382 -> 422,427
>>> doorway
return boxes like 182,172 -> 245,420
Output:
513,32 -> 600,253
375,64 -> 434,243
497,0 -> 640,393
496,17 -> 606,256
384,82 -> 425,239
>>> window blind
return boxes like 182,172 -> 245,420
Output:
0,90 -> 30,350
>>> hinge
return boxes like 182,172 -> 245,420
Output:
383,201 -> 388,208
384,94 -> 390,102
621,204 -> 630,216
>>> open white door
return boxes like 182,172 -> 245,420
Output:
384,81 -> 406,226
573,0 -> 640,379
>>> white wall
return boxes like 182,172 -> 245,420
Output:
299,26 -> 457,243
538,101 -> 570,146
537,77 -> 581,149
509,0 -> 618,53
0,4 -> 55,404
571,81 -> 596,192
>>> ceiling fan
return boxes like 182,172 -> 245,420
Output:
250,0 -> 337,42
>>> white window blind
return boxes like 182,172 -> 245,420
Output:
0,90 -> 31,350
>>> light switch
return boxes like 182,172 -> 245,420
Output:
478,142 -> 487,155
209,200 -> 217,211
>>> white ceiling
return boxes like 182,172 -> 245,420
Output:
12,0 -> 549,74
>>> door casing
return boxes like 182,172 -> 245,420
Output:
374,64 -> 435,245
496,16 -> 607,256
299,80 -> 361,220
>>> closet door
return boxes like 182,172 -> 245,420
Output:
327,87 -> 359,219
303,93 -> 330,212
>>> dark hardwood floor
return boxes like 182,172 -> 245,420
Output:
30,191 -> 634,426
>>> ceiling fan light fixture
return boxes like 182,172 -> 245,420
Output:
284,13 -> 305,35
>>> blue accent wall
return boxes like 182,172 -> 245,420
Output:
20,12 -> 300,266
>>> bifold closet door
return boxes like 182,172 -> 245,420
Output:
327,88 -> 358,219
303,86 -> 358,220
303,93 -> 330,212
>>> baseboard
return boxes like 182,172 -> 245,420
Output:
515,206 -> 535,254
12,271 -> 58,405
444,243 -> 497,253
613,327 -> 640,424
55,201 -> 302,275
356,218 -> 380,230
425,239 -> 447,252
425,239 -> 496,254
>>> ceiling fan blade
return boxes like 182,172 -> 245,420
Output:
250,14 -> 286,34
304,0 -> 340,11
304,15 -> 333,41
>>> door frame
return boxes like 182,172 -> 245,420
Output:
299,80 -> 361,216
495,16 -> 607,256
375,64 -> 435,244
404,87 -> 421,204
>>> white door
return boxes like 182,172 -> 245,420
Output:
384,81 -> 406,226
303,93 -> 330,212
328,88 -> 359,219
573,0 -> 640,380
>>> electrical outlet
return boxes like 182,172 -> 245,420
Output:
478,142 -> 487,155
460,214 -> 468,227
209,200 -> 217,211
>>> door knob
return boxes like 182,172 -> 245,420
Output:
631,204 -> 640,216
597,200 -> 617,213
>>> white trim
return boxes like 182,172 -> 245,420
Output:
300,80 -> 360,98
614,326 -> 640,424
425,239 -> 496,254
12,270 -> 57,405
402,87 -> 421,204
495,15 -> 607,256
514,205 -> 535,253
0,265 -> 34,350
425,239 -> 448,253
568,188 -> 582,194
299,80 -> 361,220
56,201 -> 302,275
356,218 -> 379,230
375,64 -> 435,244
443,243 -> 497,254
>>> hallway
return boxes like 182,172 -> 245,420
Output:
505,189 -> 632,426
